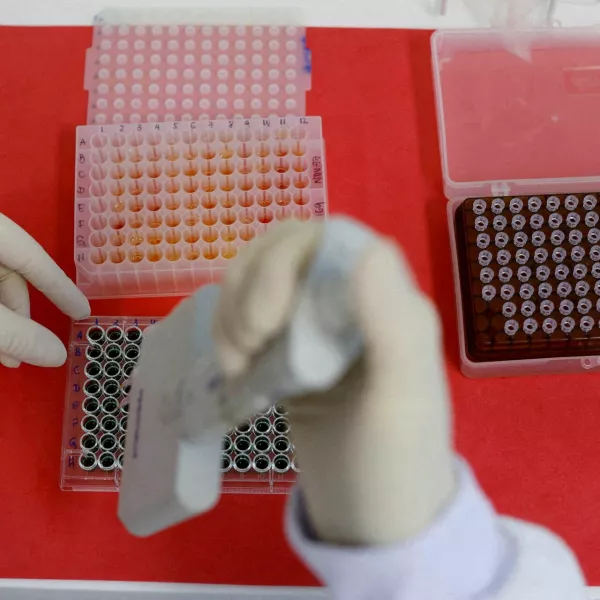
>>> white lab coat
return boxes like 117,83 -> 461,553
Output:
286,460 -> 587,599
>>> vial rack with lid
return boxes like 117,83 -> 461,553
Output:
61,317 -> 298,493
433,27 -> 600,377
85,21 -> 312,125
74,117 -> 327,298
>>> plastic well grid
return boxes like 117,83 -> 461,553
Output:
61,317 -> 297,493
86,23 -> 312,124
455,193 -> 600,363
74,118 -> 327,297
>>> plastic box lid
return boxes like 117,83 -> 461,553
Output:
432,26 -> 600,200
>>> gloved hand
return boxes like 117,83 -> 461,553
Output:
214,219 -> 456,546
0,214 -> 91,368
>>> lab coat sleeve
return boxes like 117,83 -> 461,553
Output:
286,459 -> 587,600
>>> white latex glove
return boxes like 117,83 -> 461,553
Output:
0,214 -> 91,368
214,219 -> 456,546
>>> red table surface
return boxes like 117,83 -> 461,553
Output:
1,25 -> 599,586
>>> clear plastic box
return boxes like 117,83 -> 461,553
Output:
74,117 -> 327,298
432,27 -> 600,377
61,317 -> 297,493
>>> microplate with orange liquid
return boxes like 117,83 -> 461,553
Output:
85,21 -> 312,125
62,316 -> 297,493
74,117 -> 327,297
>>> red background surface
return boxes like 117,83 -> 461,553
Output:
1,25 -> 600,585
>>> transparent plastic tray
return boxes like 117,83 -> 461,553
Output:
85,21 -> 312,125
74,117 -> 327,298
61,317 -> 297,493
432,27 -> 600,377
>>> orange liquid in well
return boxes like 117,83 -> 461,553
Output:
147,147 -> 161,162
110,232 -> 126,247
111,148 -> 125,164
203,245 -> 219,260
111,165 -> 126,180
238,175 -> 253,191
129,231 -> 144,246
221,244 -> 238,259
165,146 -> 179,161
110,249 -> 126,264
165,229 -> 181,244
220,145 -> 235,159
129,165 -> 144,179
147,180 -> 162,195
201,193 -> 217,209
275,175 -> 290,190
238,159 -> 252,174
90,232 -> 107,247
147,214 -> 163,228
202,210 -> 218,226
239,192 -> 254,208
165,246 -> 181,261
147,247 -> 163,262
292,141 -> 306,156
220,209 -> 237,226
146,196 -> 162,211
294,190 -> 310,205
201,144 -> 216,160
147,164 -> 162,179
109,215 -> 126,230
292,157 -> 308,172
220,192 -> 236,208
239,209 -> 254,224
184,178 -> 200,193
258,209 -> 274,224
183,161 -> 199,176
90,249 -> 107,264
256,158 -> 271,174
128,214 -> 144,229
237,143 -> 252,159
274,143 -> 288,157
129,180 -> 144,196
256,143 -> 270,158
165,162 -> 180,177
257,191 -> 272,207
221,227 -> 237,243
202,160 -> 217,176
147,230 -> 163,245
183,194 -> 200,210
165,179 -> 180,194
183,144 -> 198,160
202,227 -> 218,243
185,245 -> 201,260
111,181 -> 126,196
220,176 -> 235,192
129,147 -> 143,163
256,176 -> 272,191
111,197 -> 126,213
128,248 -> 144,263
239,225 -> 255,242
183,227 -> 200,244
165,194 -> 180,210
201,177 -> 217,193
184,211 -> 200,227
294,174 -> 310,189
275,158 -> 289,173
275,191 -> 291,206
165,212 -> 181,227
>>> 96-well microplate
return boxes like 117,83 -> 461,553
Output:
86,23 -> 312,124
455,193 -> 600,364
62,317 -> 297,493
74,118 -> 327,298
